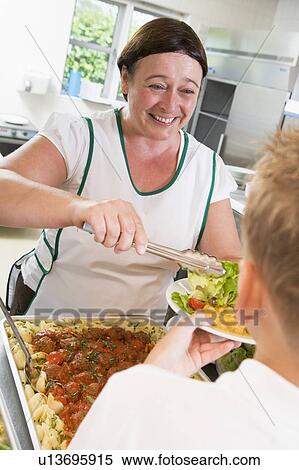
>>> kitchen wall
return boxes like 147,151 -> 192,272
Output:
0,0 -> 96,129
192,0 -> 278,32
0,0 -> 294,130
274,0 -> 299,31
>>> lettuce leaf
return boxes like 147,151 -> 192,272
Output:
171,261 -> 239,313
171,292 -> 195,314
188,260 -> 239,307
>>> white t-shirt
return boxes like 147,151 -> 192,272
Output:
19,109 -> 237,313
69,359 -> 299,450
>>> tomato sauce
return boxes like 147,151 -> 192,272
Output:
32,326 -> 153,438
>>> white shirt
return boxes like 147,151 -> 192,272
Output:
70,359 -> 299,450
19,109 -> 237,314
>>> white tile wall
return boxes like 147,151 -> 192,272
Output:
274,0 -> 299,30
190,0 -> 279,30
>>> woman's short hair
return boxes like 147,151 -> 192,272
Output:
242,127 -> 299,346
117,17 -> 208,100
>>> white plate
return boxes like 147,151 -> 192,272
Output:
166,278 -> 256,345
0,114 -> 29,126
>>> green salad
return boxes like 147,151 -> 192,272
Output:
171,260 -> 239,313
171,260 -> 254,372
216,344 -> 256,373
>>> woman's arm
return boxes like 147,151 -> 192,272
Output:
0,135 -> 69,227
198,199 -> 242,261
0,136 -> 147,254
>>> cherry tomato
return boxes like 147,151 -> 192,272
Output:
188,297 -> 205,310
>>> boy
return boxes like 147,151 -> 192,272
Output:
70,128 -> 299,449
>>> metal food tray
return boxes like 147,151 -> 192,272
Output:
0,389 -> 20,450
0,314 -> 165,450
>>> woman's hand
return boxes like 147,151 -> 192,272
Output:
69,198 -> 148,255
144,315 -> 241,376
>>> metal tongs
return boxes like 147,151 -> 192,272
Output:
0,296 -> 37,390
83,223 -> 225,276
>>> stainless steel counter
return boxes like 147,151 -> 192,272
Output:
230,195 -> 245,215
0,335 -> 33,449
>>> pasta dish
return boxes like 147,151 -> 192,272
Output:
5,318 -> 164,450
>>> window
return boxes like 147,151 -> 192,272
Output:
116,8 -> 161,101
63,0 -> 186,103
129,8 -> 160,39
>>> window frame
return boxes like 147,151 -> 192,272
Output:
65,0 -> 189,105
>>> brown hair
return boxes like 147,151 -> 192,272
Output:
242,127 -> 299,345
117,17 -> 208,100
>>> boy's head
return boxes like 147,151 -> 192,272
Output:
237,127 -> 299,348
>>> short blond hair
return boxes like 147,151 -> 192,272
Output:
242,127 -> 299,342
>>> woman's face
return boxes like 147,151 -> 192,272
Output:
121,52 -> 203,141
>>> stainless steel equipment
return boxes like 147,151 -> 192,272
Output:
0,114 -> 37,156
0,296 -> 37,391
230,197 -> 245,237
205,28 -> 299,82
188,28 -> 299,168
0,335 -> 33,449
222,82 -> 290,167
189,77 -> 236,155
228,165 -> 250,235
0,389 -> 20,450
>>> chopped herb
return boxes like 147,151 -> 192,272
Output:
45,379 -> 60,391
88,350 -> 99,363
36,357 -> 47,365
51,416 -> 57,428
86,396 -> 95,404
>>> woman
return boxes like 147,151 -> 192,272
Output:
0,18 -> 241,316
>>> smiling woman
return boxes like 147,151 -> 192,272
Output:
0,18 -> 241,316
119,52 -> 202,148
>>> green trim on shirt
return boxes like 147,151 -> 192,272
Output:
77,118 -> 94,196
42,230 -> 54,256
196,151 -> 216,247
34,253 -> 49,275
114,108 -> 189,196
6,248 -> 35,310
23,117 -> 95,313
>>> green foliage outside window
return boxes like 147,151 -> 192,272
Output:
65,46 -> 108,84
64,0 -> 117,86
